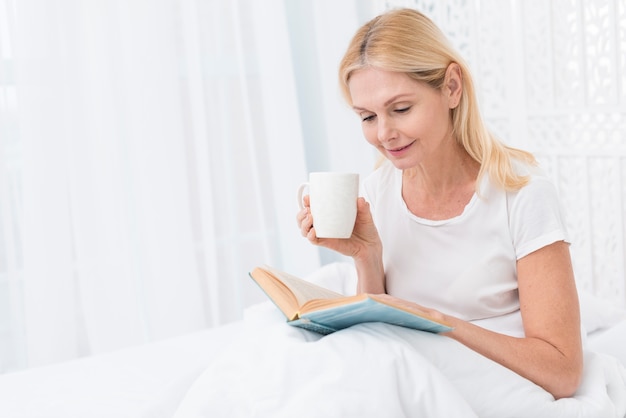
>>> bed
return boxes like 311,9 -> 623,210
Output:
0,262 -> 625,418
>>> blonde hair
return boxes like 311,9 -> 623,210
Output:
339,8 -> 536,191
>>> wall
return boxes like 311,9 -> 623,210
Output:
376,0 -> 626,307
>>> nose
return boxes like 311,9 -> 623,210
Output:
377,115 -> 397,144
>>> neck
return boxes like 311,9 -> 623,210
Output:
404,146 -> 479,197
401,146 -> 481,220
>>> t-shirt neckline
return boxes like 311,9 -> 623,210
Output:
396,168 -> 481,226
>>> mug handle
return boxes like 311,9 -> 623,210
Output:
296,182 -> 309,210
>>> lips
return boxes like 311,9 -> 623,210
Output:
386,141 -> 414,156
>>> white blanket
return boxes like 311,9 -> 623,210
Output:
174,264 -> 626,418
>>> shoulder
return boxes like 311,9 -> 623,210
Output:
361,160 -> 397,205
506,162 -> 559,205
503,162 -> 569,258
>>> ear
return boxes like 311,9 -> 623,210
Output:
444,63 -> 463,109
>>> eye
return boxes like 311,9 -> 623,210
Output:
395,106 -> 411,114
361,114 -> 376,122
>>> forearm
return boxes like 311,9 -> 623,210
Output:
443,317 -> 583,399
353,245 -> 385,294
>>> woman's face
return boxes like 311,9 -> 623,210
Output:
348,67 -> 456,170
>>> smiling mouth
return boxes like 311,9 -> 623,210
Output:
386,142 -> 414,154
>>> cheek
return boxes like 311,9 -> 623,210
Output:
362,125 -> 381,147
408,108 -> 447,139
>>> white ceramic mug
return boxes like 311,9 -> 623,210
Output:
297,172 -> 359,239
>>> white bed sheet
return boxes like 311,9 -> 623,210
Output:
0,317 -> 622,418
0,262 -> 624,418
170,263 -> 626,418
168,302 -> 624,418
588,319 -> 626,366
0,321 -> 244,418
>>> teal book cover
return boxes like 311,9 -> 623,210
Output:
291,296 -> 452,335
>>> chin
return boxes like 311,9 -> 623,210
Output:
386,156 -> 417,171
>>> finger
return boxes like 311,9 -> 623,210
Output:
357,197 -> 370,214
295,207 -> 307,224
355,198 -> 374,226
306,226 -> 318,243
300,209 -> 314,237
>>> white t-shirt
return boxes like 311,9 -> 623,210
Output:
361,160 -> 569,323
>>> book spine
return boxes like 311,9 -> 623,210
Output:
289,318 -> 337,335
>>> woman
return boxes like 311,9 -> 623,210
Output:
297,8 -> 582,399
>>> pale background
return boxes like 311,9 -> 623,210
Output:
0,0 -> 624,373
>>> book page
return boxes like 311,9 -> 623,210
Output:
262,265 -> 345,307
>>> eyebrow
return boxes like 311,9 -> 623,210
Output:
352,94 -> 412,112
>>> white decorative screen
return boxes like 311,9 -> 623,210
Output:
378,0 -> 626,307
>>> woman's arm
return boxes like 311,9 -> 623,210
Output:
442,240 -> 583,399
353,242 -> 385,294
297,196 -> 386,293
298,193 -> 582,397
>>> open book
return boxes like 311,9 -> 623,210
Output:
249,265 -> 452,335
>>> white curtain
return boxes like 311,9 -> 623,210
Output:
0,0 -> 376,372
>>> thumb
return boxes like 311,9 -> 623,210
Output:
356,197 -> 373,220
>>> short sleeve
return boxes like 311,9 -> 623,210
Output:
507,176 -> 570,260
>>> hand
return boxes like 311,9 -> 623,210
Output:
296,196 -> 382,260
373,293 -> 450,326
